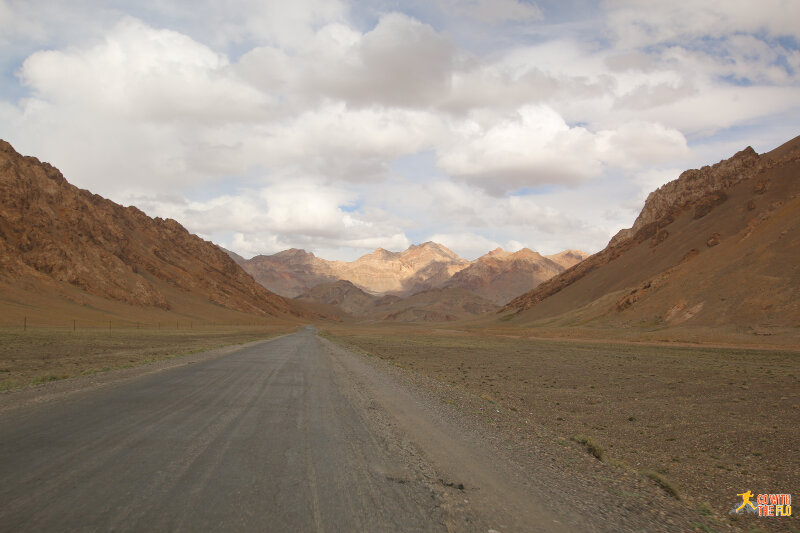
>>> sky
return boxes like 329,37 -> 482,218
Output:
1,1 -> 798,261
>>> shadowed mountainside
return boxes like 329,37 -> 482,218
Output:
296,280 -> 499,322
295,280 -> 381,317
0,140 -> 314,324
375,287 -> 499,322
228,248 -> 339,299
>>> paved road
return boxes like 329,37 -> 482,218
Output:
0,329 -> 451,532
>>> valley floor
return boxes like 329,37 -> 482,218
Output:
325,324 -> 800,533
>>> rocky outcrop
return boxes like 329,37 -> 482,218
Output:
609,147 -> 761,247
0,140 -> 310,318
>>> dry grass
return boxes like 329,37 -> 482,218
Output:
572,435 -> 605,461
643,469 -> 681,500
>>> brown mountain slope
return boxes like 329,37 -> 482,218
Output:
443,248 -> 568,305
502,136 -> 800,339
0,140 -> 312,323
237,249 -> 337,298
296,280 -> 498,322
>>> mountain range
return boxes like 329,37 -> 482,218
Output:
227,242 -> 587,321
2,133 -> 797,341
231,243 -> 585,297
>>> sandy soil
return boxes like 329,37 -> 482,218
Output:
325,326 -> 800,533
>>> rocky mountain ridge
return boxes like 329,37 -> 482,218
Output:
609,146 -> 763,247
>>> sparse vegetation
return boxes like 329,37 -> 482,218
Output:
698,501 -> 714,516
689,521 -> 717,533
572,435 -> 605,460
643,470 -> 680,500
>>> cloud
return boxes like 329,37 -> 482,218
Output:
132,180 -> 412,260
437,106 -> 688,194
437,105 -> 599,194
317,13 -> 456,107
437,0 -> 542,23
216,0 -> 347,49
20,17 -> 267,123
596,121 -> 688,168
378,178 -> 617,256
2,1 -> 799,262
9,16 -> 452,197
242,103 -> 444,182
605,0 -> 800,47
238,12 -> 457,109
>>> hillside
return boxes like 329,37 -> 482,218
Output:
295,280 -> 380,317
375,287 -> 499,322
502,136 -> 800,341
231,249 -> 338,298
0,140 -> 313,325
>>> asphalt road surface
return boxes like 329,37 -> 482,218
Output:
0,328 -> 566,532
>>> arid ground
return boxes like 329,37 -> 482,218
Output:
324,325 -> 800,532
0,325 -> 294,391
